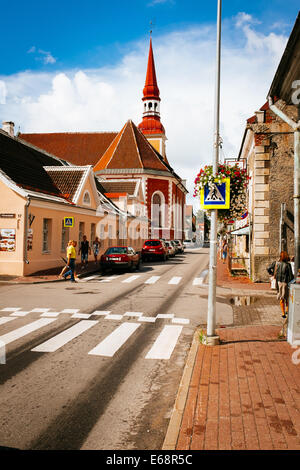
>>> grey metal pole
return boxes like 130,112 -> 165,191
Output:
207,0 -> 221,344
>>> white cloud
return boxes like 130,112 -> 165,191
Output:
27,46 -> 56,64
0,16 -> 288,208
0,81 -> 6,104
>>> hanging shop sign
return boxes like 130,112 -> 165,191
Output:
200,178 -> 230,210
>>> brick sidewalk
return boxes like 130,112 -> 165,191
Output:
175,326 -> 300,450
167,259 -> 300,451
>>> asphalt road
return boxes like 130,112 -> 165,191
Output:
0,247 -> 231,450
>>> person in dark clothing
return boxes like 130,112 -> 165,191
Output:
267,251 -> 294,318
78,235 -> 91,269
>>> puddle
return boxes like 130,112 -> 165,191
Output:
230,296 -> 257,306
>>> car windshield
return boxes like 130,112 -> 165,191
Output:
105,247 -> 127,254
145,241 -> 161,246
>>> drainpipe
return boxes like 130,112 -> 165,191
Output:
24,197 -> 30,265
268,97 -> 300,276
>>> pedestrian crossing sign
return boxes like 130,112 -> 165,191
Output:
200,178 -> 230,209
64,217 -> 74,227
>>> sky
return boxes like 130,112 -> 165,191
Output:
0,1 -> 299,209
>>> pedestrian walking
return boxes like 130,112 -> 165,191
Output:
62,240 -> 77,282
222,239 -> 228,264
267,251 -> 294,318
92,236 -> 101,265
78,235 -> 91,269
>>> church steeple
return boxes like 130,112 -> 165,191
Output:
138,37 -> 167,162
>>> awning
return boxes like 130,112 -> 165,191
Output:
230,226 -> 249,236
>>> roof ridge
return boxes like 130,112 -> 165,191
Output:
94,122 -> 127,171
129,120 -> 144,168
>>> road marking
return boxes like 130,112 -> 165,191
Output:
145,276 -> 160,284
10,311 -> 31,317
0,317 -> 17,325
81,275 -> 101,281
97,276 -> 120,283
60,309 -> 80,314
156,314 -> 174,319
30,308 -> 51,313
124,311 -> 143,318
104,314 -> 123,320
88,322 -> 140,357
172,318 -> 190,325
193,277 -> 203,286
32,320 -> 98,353
1,307 -> 21,312
40,312 -> 62,317
145,325 -> 183,360
138,316 -> 156,323
122,275 -> 140,283
91,310 -> 111,316
71,313 -> 92,319
168,277 -> 182,285
0,318 -> 56,345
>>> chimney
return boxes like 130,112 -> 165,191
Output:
2,121 -> 15,137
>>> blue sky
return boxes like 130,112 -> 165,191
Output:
0,1 -> 299,207
1,0 -> 299,74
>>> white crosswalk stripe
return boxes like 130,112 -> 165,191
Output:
144,276 -> 160,284
88,322 -> 141,357
145,325 -> 183,360
32,320 -> 98,353
122,275 -> 141,283
168,277 -> 182,285
0,310 -> 190,362
0,318 -> 56,345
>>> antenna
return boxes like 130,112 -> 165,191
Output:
149,19 -> 156,37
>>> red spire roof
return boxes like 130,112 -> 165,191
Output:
142,38 -> 160,101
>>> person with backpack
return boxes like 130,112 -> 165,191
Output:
267,251 -> 294,318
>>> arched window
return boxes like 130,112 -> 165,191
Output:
148,102 -> 152,110
83,190 -> 91,206
152,192 -> 165,228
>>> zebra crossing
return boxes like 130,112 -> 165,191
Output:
77,273 -> 207,286
0,307 -> 190,362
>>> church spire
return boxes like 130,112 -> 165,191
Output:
138,37 -> 167,161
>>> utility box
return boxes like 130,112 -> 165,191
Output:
287,284 -> 300,346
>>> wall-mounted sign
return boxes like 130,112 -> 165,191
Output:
64,217 -> 74,228
200,178 -> 230,210
0,214 -> 15,218
0,229 -> 16,251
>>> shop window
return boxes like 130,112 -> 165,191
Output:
79,222 -> 85,245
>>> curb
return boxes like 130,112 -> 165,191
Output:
162,329 -> 199,450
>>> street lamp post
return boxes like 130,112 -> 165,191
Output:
206,0 -> 222,345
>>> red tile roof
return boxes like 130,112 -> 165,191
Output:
19,132 -> 117,166
94,120 -> 168,172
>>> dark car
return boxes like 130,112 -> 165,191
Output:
141,239 -> 169,261
100,246 -> 141,272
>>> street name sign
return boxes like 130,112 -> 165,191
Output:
200,177 -> 230,209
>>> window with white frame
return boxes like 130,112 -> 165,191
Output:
83,190 -> 91,206
42,218 -> 51,252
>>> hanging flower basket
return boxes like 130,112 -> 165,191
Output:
193,164 -> 250,223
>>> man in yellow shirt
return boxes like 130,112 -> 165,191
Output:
63,240 -> 76,282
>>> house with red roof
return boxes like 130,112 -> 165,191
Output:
20,38 -> 188,241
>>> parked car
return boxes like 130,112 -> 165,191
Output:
170,240 -> 179,254
142,239 -> 169,261
174,239 -> 184,253
165,240 -> 176,257
100,246 -> 140,272
183,239 -> 196,249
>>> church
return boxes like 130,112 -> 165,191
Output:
20,38 -> 188,241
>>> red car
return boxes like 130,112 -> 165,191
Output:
100,246 -> 141,272
141,239 -> 169,262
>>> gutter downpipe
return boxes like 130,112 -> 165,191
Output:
24,197 -> 30,266
268,97 -> 300,276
